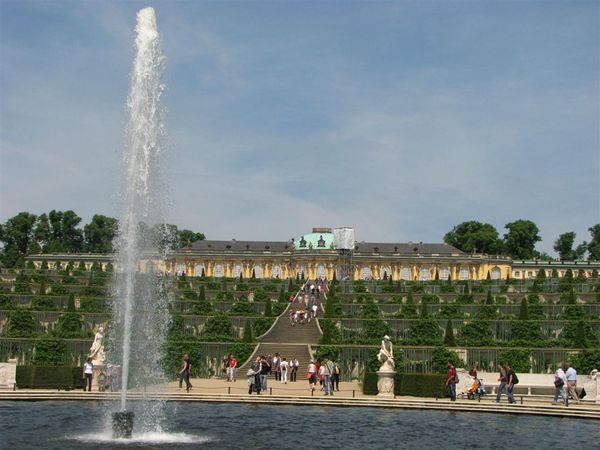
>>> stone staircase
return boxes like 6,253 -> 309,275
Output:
239,283 -> 325,374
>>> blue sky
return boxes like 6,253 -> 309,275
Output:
1,0 -> 598,254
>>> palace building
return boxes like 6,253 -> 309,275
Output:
26,227 -> 600,281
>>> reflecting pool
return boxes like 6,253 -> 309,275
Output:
1,401 -> 598,449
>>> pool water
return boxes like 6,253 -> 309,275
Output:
0,401 -> 598,449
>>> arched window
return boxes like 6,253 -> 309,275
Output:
401,267 -> 410,280
233,264 -> 242,278
272,265 -> 281,279
360,266 -> 372,280
380,266 -> 392,280
253,265 -> 263,279
459,268 -> 469,280
214,264 -> 224,278
491,267 -> 501,280
297,265 -> 306,278
194,264 -> 204,277
420,268 -> 430,281
439,268 -> 450,281
514,271 -> 521,278
316,264 -> 326,279
176,264 -> 186,276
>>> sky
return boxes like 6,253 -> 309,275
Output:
0,0 -> 598,255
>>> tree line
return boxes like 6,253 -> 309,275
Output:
0,211 -> 205,268
444,219 -> 600,261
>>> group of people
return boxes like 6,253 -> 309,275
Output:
289,304 -> 319,326
82,358 -> 122,392
446,361 -> 520,403
553,363 -> 588,405
246,353 -> 301,393
306,356 -> 341,396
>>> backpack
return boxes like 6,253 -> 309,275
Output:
512,373 -> 519,384
334,364 -> 340,375
454,372 -> 459,383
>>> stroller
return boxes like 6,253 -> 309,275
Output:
466,378 -> 486,400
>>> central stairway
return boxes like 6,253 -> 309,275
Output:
239,283 -> 324,374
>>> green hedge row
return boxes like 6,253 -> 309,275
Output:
363,372 -> 447,397
16,366 -> 85,390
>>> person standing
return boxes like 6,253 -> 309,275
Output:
495,363 -> 507,403
280,358 -> 289,383
272,353 -> 281,381
565,363 -> 579,403
553,365 -> 568,405
307,360 -> 317,392
83,358 -> 94,392
179,354 -> 192,392
227,354 -> 238,382
505,363 -> 516,404
331,360 -> 341,392
260,356 -> 270,392
446,360 -> 457,401
221,355 -> 230,379
322,356 -> 335,396
290,357 -> 299,382
252,357 -> 263,394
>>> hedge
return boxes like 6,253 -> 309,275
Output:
363,372 -> 447,397
16,366 -> 85,390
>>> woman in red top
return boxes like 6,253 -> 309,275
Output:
446,361 -> 457,401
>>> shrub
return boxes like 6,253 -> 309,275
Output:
510,320 -> 544,342
242,319 -> 254,343
252,317 -> 275,337
31,295 -> 56,311
16,366 -> 85,389
192,301 -> 213,315
458,320 -> 494,346
431,347 -> 464,372
6,310 -> 36,337
0,294 -> 15,310
319,319 -> 341,344
264,298 -> 272,317
570,349 -> 600,373
443,319 -> 456,347
498,348 -> 531,373
81,286 -> 104,297
272,302 -> 287,316
229,302 -> 255,316
561,320 -> 598,347
54,312 -> 84,338
79,297 -> 108,313
203,314 -> 232,337
407,319 -> 442,345
32,338 -> 66,365
363,372 -> 446,397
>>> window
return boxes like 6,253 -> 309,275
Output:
176,264 -> 186,276
401,267 -> 410,280
420,268 -> 430,281
253,265 -> 263,279
381,266 -> 392,280
459,268 -> 469,280
527,271 -> 533,279
214,264 -> 224,278
491,267 -> 501,280
194,264 -> 204,277
272,265 -> 281,279
316,264 -> 326,279
233,264 -> 242,278
514,271 -> 521,278
439,268 -> 450,281
360,266 -> 372,280
297,265 -> 306,278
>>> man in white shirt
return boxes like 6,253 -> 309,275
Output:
280,358 -> 289,383
552,365 -> 568,405
565,363 -> 579,403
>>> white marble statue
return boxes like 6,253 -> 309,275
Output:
88,326 -> 106,364
377,335 -> 395,372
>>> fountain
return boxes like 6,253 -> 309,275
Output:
108,6 -> 170,438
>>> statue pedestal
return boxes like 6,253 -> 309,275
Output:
377,370 -> 396,397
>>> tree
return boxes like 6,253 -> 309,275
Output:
587,224 -> 600,261
518,297 -> 529,320
0,212 -> 38,267
503,219 -> 541,259
46,210 -> 84,252
263,298 -> 272,317
553,232 -> 586,261
443,221 -> 503,254
444,319 -> 456,347
177,229 -> 205,248
84,215 -> 118,253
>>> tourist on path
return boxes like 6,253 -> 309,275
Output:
83,358 -> 94,392
495,364 -> 507,403
260,356 -> 270,392
273,353 -> 281,381
179,354 -> 192,392
565,363 -> 579,403
307,360 -> 317,392
331,360 -> 341,392
321,356 -> 335,396
446,360 -> 457,401
221,355 -> 230,379
553,365 -> 568,405
251,357 -> 262,394
280,358 -> 289,383
290,357 -> 299,382
227,354 -> 238,382
505,363 -> 517,404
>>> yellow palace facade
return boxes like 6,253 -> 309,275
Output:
26,228 -> 600,281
